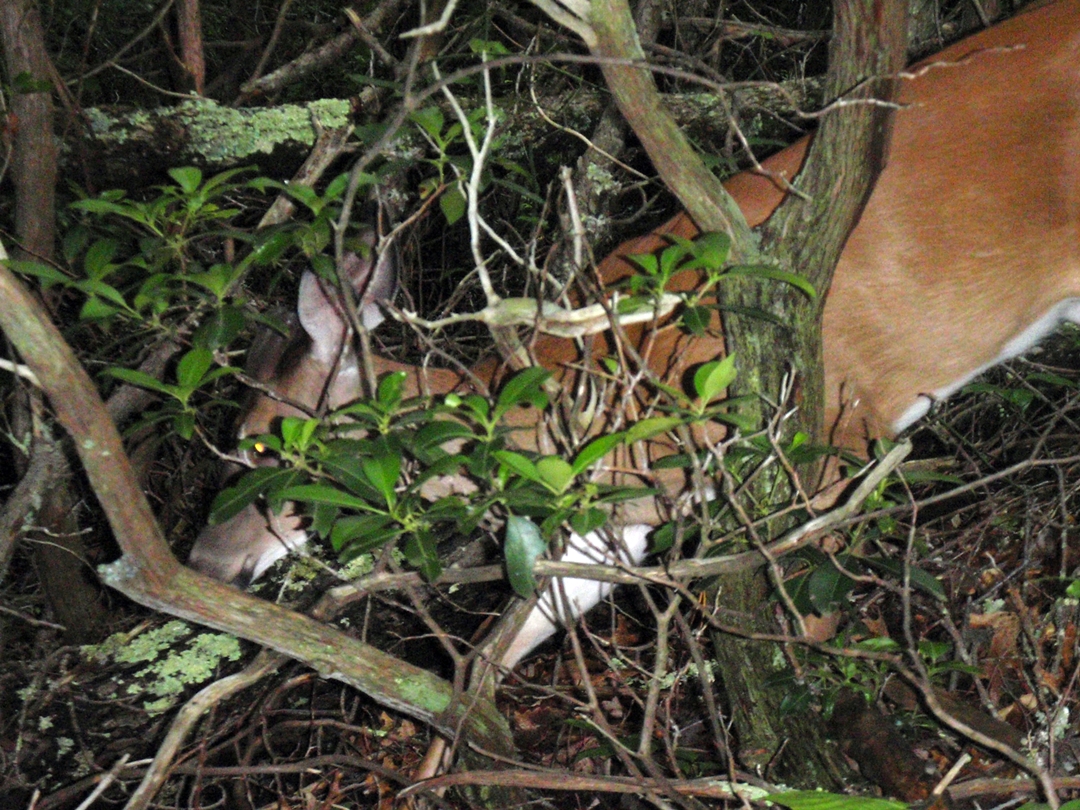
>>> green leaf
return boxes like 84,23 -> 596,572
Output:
404,531 -> 442,581
208,468 -> 300,524
627,252 -> 659,275
249,227 -> 294,266
187,264 -> 240,300
624,416 -> 684,444
805,558 -> 857,614
726,264 -> 817,299
12,70 -> 51,94
323,172 -> 353,202
176,347 -> 214,389
83,239 -> 120,280
571,433 -> 624,476
440,188 -> 466,225
862,557 -> 945,600
193,306 -> 246,350
361,452 -> 401,506
694,355 -> 737,406
681,305 -> 711,336
771,790 -> 906,810
78,296 -> 120,321
77,278 -> 129,309
469,38 -> 511,56
309,501 -> 338,538
6,260 -> 71,287
279,484 -> 374,510
410,107 -> 445,139
495,367 -> 550,417
692,231 -> 731,267
167,166 -> 202,194
569,508 -> 607,536
536,456 -> 574,494
415,420 -> 476,450
494,449 -> 541,483
279,416 -> 318,448
377,371 -> 407,410
330,514 -> 396,552
505,515 -> 546,598
104,367 -> 179,398
173,411 -> 196,441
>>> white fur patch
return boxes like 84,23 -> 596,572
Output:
893,298 -> 1080,433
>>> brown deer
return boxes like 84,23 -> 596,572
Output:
191,0 -> 1080,671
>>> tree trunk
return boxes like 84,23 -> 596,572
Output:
712,0 -> 908,786
0,0 -> 111,643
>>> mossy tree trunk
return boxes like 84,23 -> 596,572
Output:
711,0 -> 908,786
562,0 -> 908,786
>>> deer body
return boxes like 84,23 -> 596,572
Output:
191,1 -> 1080,668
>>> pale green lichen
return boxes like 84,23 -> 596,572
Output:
86,98 -> 353,164
178,98 -> 351,164
337,552 -> 376,581
84,620 -> 242,715
394,675 -> 451,713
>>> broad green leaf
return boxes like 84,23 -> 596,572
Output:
324,172 -> 353,201
681,305 -> 711,336
340,525 -> 403,561
279,416 -> 318,447
694,355 -> 737,406
410,107 -> 445,139
669,231 -> 731,270
495,367 -> 550,417
207,468 -> 299,524
174,411 -> 196,440
440,188 -> 466,225
187,264 -> 240,300
176,347 -> 214,389
569,508 -> 607,536
627,252 -> 659,275
505,515 -> 546,598
6,260 -> 70,286
805,558 -> 857,614
494,449 -> 540,483
415,420 -> 476,450
726,264 -> 817,299
377,371 -> 407,410
168,166 -> 203,194
81,295 -> 120,320
691,231 -> 731,267
77,279 -> 128,309
279,484 -> 374,510
469,38 -> 511,56
330,514 -> 396,552
309,501 -> 338,538
624,416 -> 683,444
104,367 -> 179,398
194,306 -> 246,350
83,239 -> 120,280
862,557 -> 945,600
361,452 -> 401,506
404,531 -> 441,581
536,456 -> 574,494
571,433 -> 624,476
771,789 -> 906,810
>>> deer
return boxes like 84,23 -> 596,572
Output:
190,0 -> 1080,675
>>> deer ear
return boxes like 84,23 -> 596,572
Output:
296,235 -> 398,364
296,272 -> 348,365
341,236 -> 398,330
